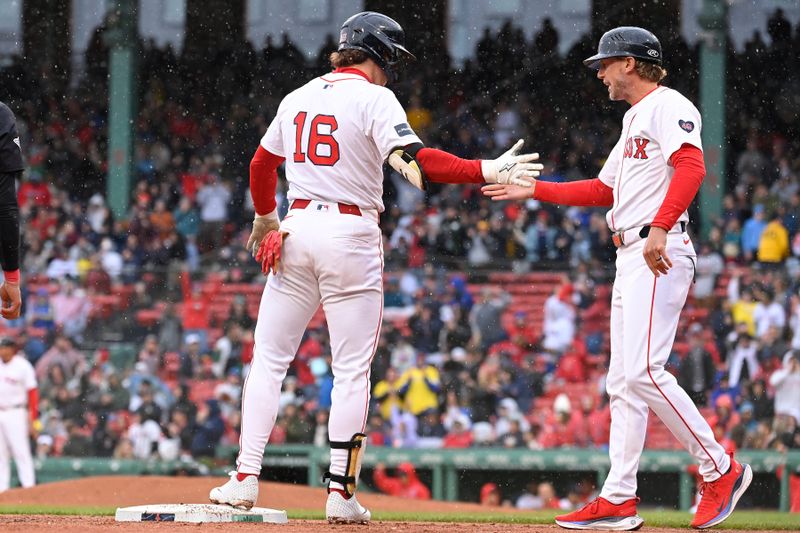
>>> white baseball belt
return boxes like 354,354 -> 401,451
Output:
611,221 -> 687,248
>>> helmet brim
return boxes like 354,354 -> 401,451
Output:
393,42 -> 416,62
583,53 -> 620,69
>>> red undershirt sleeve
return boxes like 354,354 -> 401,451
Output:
250,145 -> 285,216
533,178 -> 614,207
650,144 -> 705,231
416,147 -> 484,184
28,388 -> 38,420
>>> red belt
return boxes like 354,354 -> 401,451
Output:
290,199 -> 362,216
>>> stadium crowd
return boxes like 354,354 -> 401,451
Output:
0,8 -> 799,505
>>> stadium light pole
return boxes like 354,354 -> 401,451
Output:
104,0 -> 138,219
698,0 -> 727,238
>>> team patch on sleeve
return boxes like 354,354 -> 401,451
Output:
678,120 -> 695,133
394,123 -> 415,136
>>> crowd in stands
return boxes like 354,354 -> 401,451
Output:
0,8 -> 799,504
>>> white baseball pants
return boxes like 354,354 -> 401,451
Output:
236,203 -> 383,491
0,407 -> 35,491
600,233 -> 730,504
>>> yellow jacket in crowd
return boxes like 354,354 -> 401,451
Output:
757,220 -> 789,263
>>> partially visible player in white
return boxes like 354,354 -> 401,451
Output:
483,27 -> 751,530
210,11 -> 543,523
0,336 -> 38,492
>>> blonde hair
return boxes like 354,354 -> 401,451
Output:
635,61 -> 667,83
329,49 -> 370,69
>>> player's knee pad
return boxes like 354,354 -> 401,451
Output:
323,433 -> 367,497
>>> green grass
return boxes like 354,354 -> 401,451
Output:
0,504 -> 116,516
1,505 -> 796,529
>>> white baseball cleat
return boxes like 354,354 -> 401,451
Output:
326,491 -> 371,524
209,471 -> 259,510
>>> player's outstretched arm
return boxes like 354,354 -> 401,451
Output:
482,183 -> 535,201
389,139 -> 543,190
483,177 -> 614,207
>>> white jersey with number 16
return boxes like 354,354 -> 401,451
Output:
260,70 -> 422,212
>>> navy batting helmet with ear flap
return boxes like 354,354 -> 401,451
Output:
584,26 -> 662,69
338,11 -> 415,83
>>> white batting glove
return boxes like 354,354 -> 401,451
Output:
481,139 -> 543,188
246,209 -> 280,258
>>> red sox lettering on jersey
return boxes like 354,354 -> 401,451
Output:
623,137 -> 649,159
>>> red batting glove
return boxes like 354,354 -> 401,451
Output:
255,230 -> 287,275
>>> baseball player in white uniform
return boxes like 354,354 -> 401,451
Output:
0,336 -> 37,492
210,11 -> 542,523
483,27 -> 751,530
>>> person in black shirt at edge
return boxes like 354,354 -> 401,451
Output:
0,101 -> 23,320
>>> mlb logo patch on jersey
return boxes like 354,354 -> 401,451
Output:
394,123 -> 415,136
678,120 -> 694,133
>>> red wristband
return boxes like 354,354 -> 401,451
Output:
3,269 -> 20,283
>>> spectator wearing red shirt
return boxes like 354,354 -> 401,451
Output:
539,393 -> 585,448
555,339 -> 588,383
480,482 -> 502,506
442,418 -> 473,448
181,279 -> 210,351
507,311 -> 538,348
294,330 -> 322,387
372,462 -> 431,500
579,285 -> 610,354
29,206 -> 58,241
488,340 -> 524,367
538,481 -> 563,510
365,413 -> 389,447
17,175 -> 51,209
706,394 -> 741,435
587,398 -> 612,447
712,424 -> 737,454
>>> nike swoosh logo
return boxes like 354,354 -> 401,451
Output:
716,498 -> 727,514
499,162 -> 517,172
683,238 -> 690,245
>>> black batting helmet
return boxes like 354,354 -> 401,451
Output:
338,12 -> 415,83
583,26 -> 662,69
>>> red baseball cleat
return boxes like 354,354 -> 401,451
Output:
691,454 -> 752,529
555,497 -> 644,531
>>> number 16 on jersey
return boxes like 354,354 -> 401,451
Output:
293,112 -> 340,166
